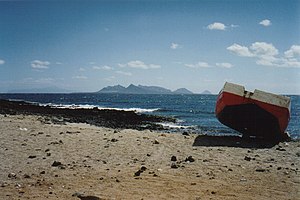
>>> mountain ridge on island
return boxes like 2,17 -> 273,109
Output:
97,84 -> 195,94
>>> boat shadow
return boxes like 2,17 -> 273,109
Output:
192,135 -> 279,148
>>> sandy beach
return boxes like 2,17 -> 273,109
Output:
0,113 -> 299,200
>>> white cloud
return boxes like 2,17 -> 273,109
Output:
55,62 -> 63,65
259,19 -> 272,26
118,63 -> 127,68
227,42 -> 300,67
72,75 -> 87,79
0,59 -> 5,65
93,65 -> 113,70
116,71 -> 132,76
284,45 -> 300,58
79,67 -> 86,72
216,62 -> 233,68
31,60 -> 50,69
185,62 -> 211,68
207,22 -> 226,30
121,60 -> 161,69
35,78 -> 55,83
250,42 -> 278,56
227,43 -> 254,57
170,43 -> 180,49
230,24 -> 239,28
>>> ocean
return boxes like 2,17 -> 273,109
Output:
0,93 -> 299,139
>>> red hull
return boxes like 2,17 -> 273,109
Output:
215,83 -> 291,140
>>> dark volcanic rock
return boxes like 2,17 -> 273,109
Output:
0,99 -> 175,131
185,156 -> 195,162
171,156 -> 177,162
52,161 -> 63,167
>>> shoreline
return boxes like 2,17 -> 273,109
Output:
0,99 -> 175,131
0,114 -> 299,199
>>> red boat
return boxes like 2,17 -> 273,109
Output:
215,82 -> 291,141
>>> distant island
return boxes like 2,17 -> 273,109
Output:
97,84 -> 195,94
5,84 -> 212,94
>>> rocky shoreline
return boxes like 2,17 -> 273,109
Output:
0,99 -> 175,130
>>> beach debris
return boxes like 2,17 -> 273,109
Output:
171,155 -> 177,161
19,128 -> 28,131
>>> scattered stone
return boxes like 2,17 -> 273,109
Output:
28,155 -> 37,159
255,168 -> 266,172
47,153 -> 51,157
40,171 -> 46,174
185,156 -> 195,162
146,153 -> 151,157
111,138 -> 118,142
277,167 -> 282,170
1,182 -> 8,187
8,173 -> 17,179
171,163 -> 179,169
23,174 -> 31,179
52,161 -> 63,167
134,170 -> 142,177
134,166 -> 147,177
244,156 -> 251,161
140,166 -> 147,171
153,139 -> 160,144
182,132 -> 189,136
276,147 -> 286,151
171,156 -> 177,162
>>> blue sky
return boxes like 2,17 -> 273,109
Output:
0,0 -> 299,94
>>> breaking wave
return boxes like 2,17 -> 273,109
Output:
42,103 -> 159,113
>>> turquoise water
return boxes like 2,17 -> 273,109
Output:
0,93 -> 299,139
